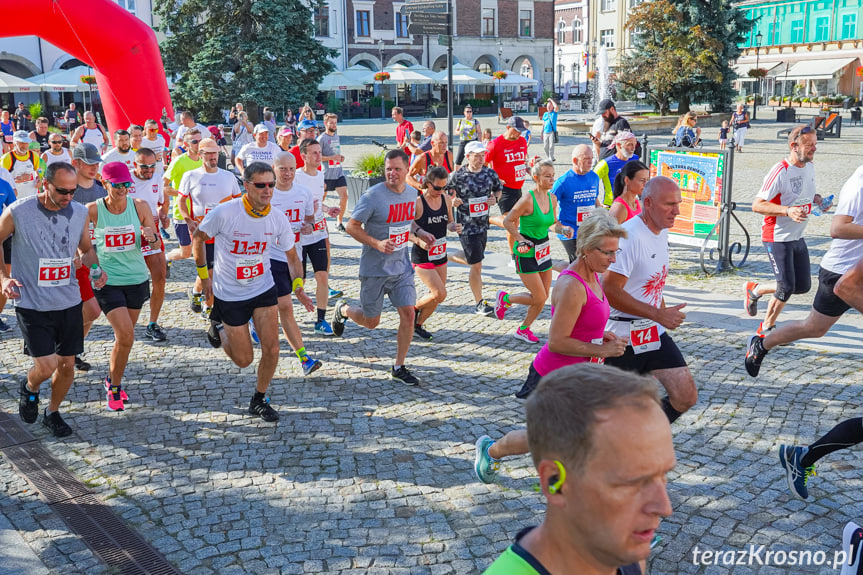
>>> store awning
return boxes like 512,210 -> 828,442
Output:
784,57 -> 857,80
732,61 -> 784,81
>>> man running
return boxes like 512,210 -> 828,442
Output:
64,103 -> 81,137
41,132 -> 71,166
1,131 -> 41,199
71,112 -> 109,153
289,121 -> 318,169
486,117 -> 529,253
407,131 -> 454,190
593,131 -> 639,207
235,124 -> 281,174
28,116 -> 51,154
164,129 -> 204,278
0,162 -> 107,436
195,161 -> 305,422
101,129 -> 135,172
140,119 -> 167,165
602,176 -> 697,424
552,144 -> 602,262
317,113 -> 348,232
332,149 -> 435,385
743,125 -> 818,336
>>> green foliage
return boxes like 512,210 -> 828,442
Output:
155,0 -> 337,122
351,152 -> 385,178
28,103 -> 42,120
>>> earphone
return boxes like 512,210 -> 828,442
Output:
548,460 -> 567,495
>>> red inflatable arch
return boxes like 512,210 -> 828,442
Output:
2,0 -> 174,135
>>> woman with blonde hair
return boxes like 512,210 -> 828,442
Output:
673,111 -> 701,147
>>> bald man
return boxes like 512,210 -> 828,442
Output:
407,131 -> 454,190
552,144 -> 603,262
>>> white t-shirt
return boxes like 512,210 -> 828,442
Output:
270,183 -> 314,263
198,197 -> 294,301
604,216 -> 670,338
41,149 -> 72,166
101,147 -> 136,173
174,123 -> 209,148
139,134 -> 167,162
237,141 -> 282,167
294,169 -> 328,245
0,167 -> 13,190
178,167 -> 242,220
756,160 -> 816,243
129,172 -> 165,218
820,165 -> 863,275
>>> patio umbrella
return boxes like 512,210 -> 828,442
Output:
432,63 -> 495,85
0,71 -> 39,93
318,70 -> 368,92
27,66 -> 90,92
498,72 -> 539,86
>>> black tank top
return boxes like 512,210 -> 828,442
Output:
33,132 -> 50,153
411,194 -> 449,265
423,150 -> 453,173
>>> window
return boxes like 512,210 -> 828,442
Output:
600,29 -> 615,48
396,12 -> 409,38
116,0 -> 135,13
629,0 -> 642,7
629,27 -> 643,46
790,20 -> 804,43
842,13 -> 856,40
558,22 -> 566,44
519,10 -> 532,37
314,7 -> 330,37
768,21 -> 780,44
356,10 -> 370,37
520,61 -> 533,78
477,62 -> 492,75
601,0 -> 615,12
482,8 -> 495,37
815,16 -> 829,42
573,19 -> 582,43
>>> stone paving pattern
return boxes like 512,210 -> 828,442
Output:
1,115 -> 862,574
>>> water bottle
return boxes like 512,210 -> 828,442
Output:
89,264 -> 103,289
812,194 -> 834,216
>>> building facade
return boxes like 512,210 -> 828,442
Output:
554,0 -> 588,95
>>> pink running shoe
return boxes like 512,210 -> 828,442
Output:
514,326 -> 540,343
105,379 -> 127,411
494,290 -> 510,320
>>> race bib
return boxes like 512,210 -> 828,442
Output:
88,221 -> 96,241
534,240 -> 551,265
514,164 -> 527,182
390,223 -> 410,251
630,319 -> 661,355
329,144 -> 341,167
202,202 -> 219,218
313,217 -> 327,232
294,231 -> 301,243
428,237 -> 447,261
577,205 -> 594,224
468,196 -> 489,217
589,337 -> 605,364
140,238 -> 162,257
3,136 -> 12,143
796,202 -> 812,215
37,257 -> 72,287
103,225 -> 136,253
236,255 -> 264,285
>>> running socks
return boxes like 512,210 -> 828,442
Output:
295,347 -> 306,360
253,391 -> 266,401
800,417 -> 863,468
661,396 -> 683,424
317,308 -> 326,322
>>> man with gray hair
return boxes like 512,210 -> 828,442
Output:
601,176 -> 697,424
552,144 -> 602,262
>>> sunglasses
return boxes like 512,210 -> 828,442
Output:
596,247 -> 622,257
248,181 -> 275,189
110,182 -> 132,189
188,139 -> 202,144
429,183 -> 447,191
148,128 -> 159,132
138,163 -> 157,169
53,186 -> 76,195
50,140 -> 63,144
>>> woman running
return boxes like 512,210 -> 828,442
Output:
88,162 -> 159,411
608,160 -> 649,224
495,159 -> 573,344
474,210 -> 629,483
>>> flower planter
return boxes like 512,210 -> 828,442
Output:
346,175 -> 385,211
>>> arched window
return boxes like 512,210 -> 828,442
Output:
477,62 -> 492,75
558,21 -> 566,44
520,60 -> 533,78
573,19 -> 583,44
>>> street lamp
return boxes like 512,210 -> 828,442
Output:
378,39 -> 385,119
753,31 -> 763,121
497,40 -> 504,118
557,47 -> 563,97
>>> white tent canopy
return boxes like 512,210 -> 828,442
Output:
27,65 -> 90,92
359,63 -> 436,85
433,63 -> 495,85
317,70 -> 368,91
0,71 -> 40,93
497,72 -> 539,86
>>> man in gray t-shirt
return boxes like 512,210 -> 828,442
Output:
331,150 -> 434,386
317,114 -> 349,231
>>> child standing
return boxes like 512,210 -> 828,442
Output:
481,128 -> 492,147
718,120 -> 729,150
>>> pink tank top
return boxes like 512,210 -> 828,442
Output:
533,270 -> 610,375
613,196 -> 641,222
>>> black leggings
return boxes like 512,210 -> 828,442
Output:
765,238 -> 811,302
800,417 -> 863,468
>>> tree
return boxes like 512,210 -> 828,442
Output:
156,0 -> 336,122
619,0 -> 751,115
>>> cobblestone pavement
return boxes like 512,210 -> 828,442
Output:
1,115 -> 862,574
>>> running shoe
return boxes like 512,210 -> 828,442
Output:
145,322 -> 167,342
744,334 -> 768,377
336,222 -> 346,233
200,306 -> 211,321
778,444 -> 815,500
249,319 -> 259,344
514,326 -> 540,344
42,410 -> 73,438
74,356 -> 91,372
328,287 -> 343,299
474,435 -> 500,484
756,322 -> 775,337
105,378 -> 129,403
494,290 -> 510,320
188,288 -> 203,313
105,384 -> 125,412
331,299 -> 347,337
841,521 -> 863,575
249,395 -> 279,422
160,227 -> 171,240
391,366 -> 420,385
165,261 -> 172,279
315,319 -> 335,336
207,321 -> 223,348
301,355 -> 322,376
414,324 -> 433,341
743,281 -> 760,317
0,317 -> 10,333
18,380 -> 39,424
475,300 -> 495,316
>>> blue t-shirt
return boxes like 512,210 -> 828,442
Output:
606,153 -> 638,192
542,111 -> 558,134
552,169 -> 601,239
0,178 -> 15,214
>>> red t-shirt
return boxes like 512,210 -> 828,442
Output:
396,120 -> 414,154
486,135 -> 528,189
289,145 -> 304,169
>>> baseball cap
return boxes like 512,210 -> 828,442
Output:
505,116 -> 527,133
278,128 -> 293,137
198,138 -> 220,153
465,141 -> 486,155
12,131 -> 31,144
598,99 -> 616,114
253,123 -> 269,134
297,120 -> 317,131
102,162 -> 133,184
72,143 -> 101,164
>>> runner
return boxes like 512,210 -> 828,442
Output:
551,144 -> 602,262
128,124 -> 144,155
289,120 -> 318,169
410,166 -> 461,340
178,137 -> 242,318
745,162 -> 863,377
407,131 -> 454,190
88,162 -> 160,411
496,159 -> 573,344
101,129 -> 135,172
608,160 -> 649,224
140,119 -> 167,165
0,110 -> 14,154
317,113 -> 348,232
474,211 -> 628,483
742,125 -> 818,336
276,127 -> 293,152
64,103 -> 81,137
454,105 -> 481,167
28,116 -> 51,154
0,175 -> 15,333
1,131 -> 41,198
332,149 -> 435,385
129,148 -> 169,341
0,162 -> 106,436
41,132 -> 72,166
195,161 -> 303,422
601,176 -> 697,424
235,124 -> 281,174
486,116 -> 529,254
294,138 -> 340,335
594,130 -> 640,207
71,112 -> 109,153
391,107 -> 414,155
448,141 -> 500,315
171,111 -> 209,158
164,129 -> 204,279
270,152 -> 323,375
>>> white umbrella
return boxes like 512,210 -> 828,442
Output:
0,71 -> 40,93
27,66 -> 90,92
318,70 -> 368,91
376,63 -> 436,85
433,63 -> 495,85
498,72 -> 539,86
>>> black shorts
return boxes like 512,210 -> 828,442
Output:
765,238 -> 811,302
16,302 -> 84,358
604,332 -> 688,374
813,266 -> 852,317
302,238 -> 329,276
94,281 -> 150,314
559,237 -> 578,263
2,236 -> 10,264
514,362 -> 542,399
325,176 -> 347,191
498,186 -> 523,215
270,259 -> 294,298
211,285 -> 278,327
514,234 -> 553,274
459,231 -> 487,265
175,221 -> 191,246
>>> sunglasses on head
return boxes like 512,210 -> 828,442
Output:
53,186 -> 76,196
110,181 -> 132,189
248,181 -> 275,189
